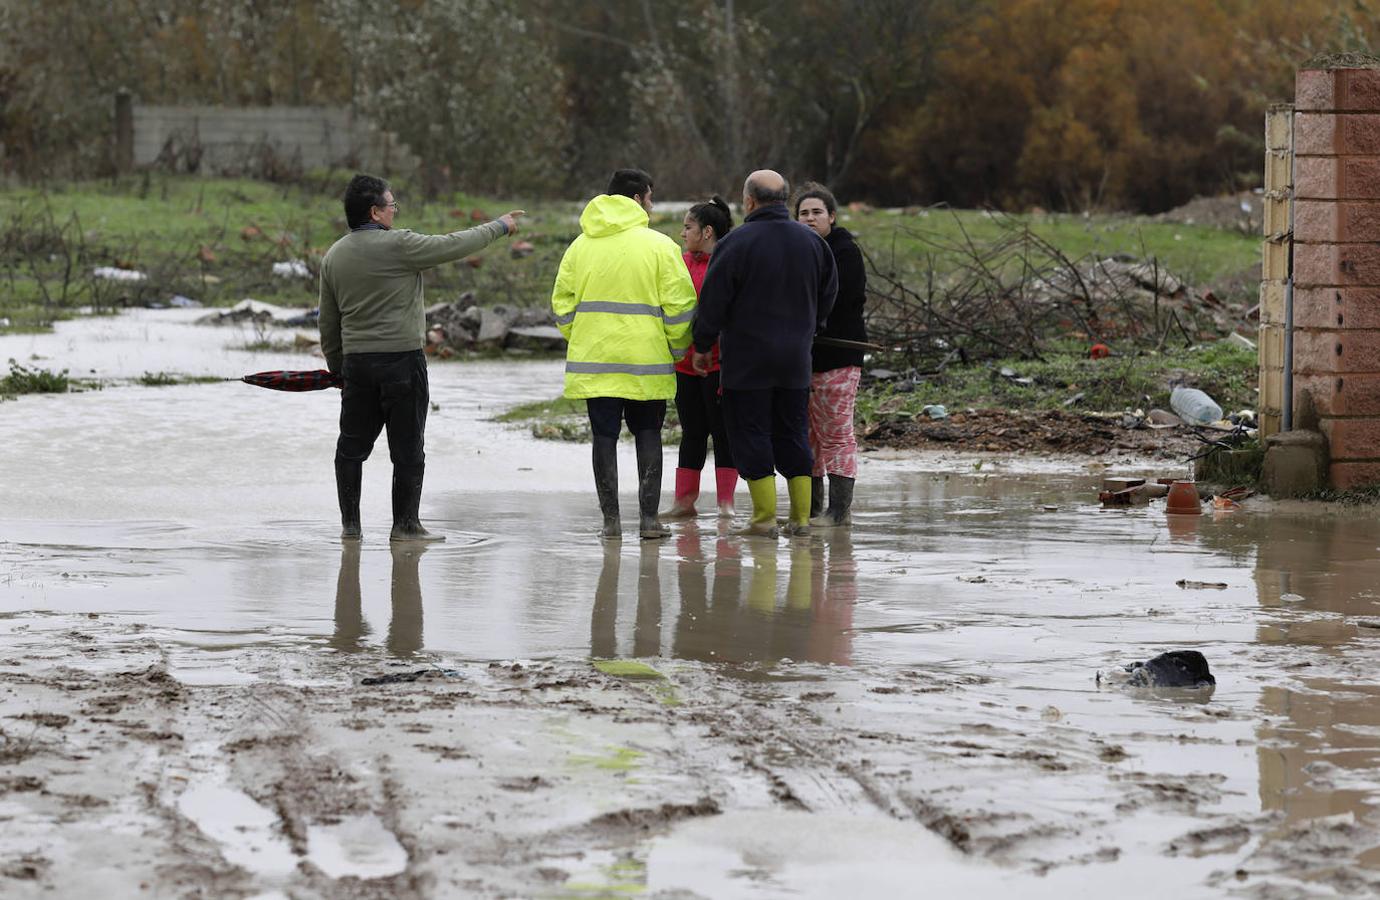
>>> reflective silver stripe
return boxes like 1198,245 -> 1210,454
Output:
566,361 -> 675,376
663,309 -> 695,325
554,311 -> 576,325
578,301 -> 663,317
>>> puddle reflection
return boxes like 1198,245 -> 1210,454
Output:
331,544 -> 427,657
591,527 -> 858,666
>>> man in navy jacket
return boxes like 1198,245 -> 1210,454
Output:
692,170 -> 838,537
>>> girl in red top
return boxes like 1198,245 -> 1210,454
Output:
664,196 -> 736,518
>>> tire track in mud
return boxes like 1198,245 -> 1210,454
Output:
5,624 -> 1380,897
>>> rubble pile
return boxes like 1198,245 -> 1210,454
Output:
424,294 -> 565,357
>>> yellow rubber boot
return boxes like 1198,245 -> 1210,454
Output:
784,476 -> 812,536
735,476 -> 779,538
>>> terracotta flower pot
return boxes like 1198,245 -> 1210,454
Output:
1165,480 -> 1202,516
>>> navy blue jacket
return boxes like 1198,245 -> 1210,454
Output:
813,226 -> 868,372
692,204 -> 838,390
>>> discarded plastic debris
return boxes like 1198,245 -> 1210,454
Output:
919,404 -> 948,420
168,295 -> 201,308
1062,392 -> 1085,407
1211,495 -> 1241,511
1089,343 -> 1111,359
271,260 -> 311,279
1097,650 -> 1215,689
1165,480 -> 1202,515
1169,387 -> 1223,425
1176,579 -> 1228,590
1147,408 -> 1183,427
93,266 -> 147,282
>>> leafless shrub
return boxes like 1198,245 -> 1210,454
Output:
863,211 -> 1244,371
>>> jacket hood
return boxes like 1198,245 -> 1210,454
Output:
580,194 -> 649,238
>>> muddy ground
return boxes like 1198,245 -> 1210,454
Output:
3,311 -> 1380,898
863,408 -> 1208,460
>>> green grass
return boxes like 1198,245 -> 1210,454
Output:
493,395 -> 585,423
3,176 -> 1262,337
0,359 -> 69,395
855,342 -> 1258,432
859,208 -> 1260,292
500,343 -> 1259,443
137,371 -> 224,387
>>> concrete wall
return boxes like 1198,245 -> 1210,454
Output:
1258,104 -> 1291,439
1291,67 -> 1380,488
130,105 -> 415,175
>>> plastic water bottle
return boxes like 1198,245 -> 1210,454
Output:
1170,387 -> 1222,425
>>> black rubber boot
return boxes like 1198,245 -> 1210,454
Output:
336,459 -> 363,541
811,475 -> 855,528
390,464 -> 445,542
592,436 -> 622,540
634,429 -> 670,540
810,476 -> 824,520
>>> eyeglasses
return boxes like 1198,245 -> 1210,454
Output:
377,200 -> 399,212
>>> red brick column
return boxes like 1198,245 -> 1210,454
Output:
1293,67 -> 1380,488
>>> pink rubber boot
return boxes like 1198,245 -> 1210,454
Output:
662,467 -> 700,519
715,467 -> 739,518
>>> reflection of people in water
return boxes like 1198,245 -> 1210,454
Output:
591,543 -> 667,658
329,543 -> 427,656
331,543 -> 369,652
634,541 -> 662,657
811,531 -> 856,666
386,544 -> 425,656
591,544 -> 620,659
591,529 -> 856,666
671,525 -> 741,662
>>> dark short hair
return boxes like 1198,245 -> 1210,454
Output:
344,174 -> 390,229
688,195 -> 733,240
793,181 -> 837,218
607,168 -> 653,200
747,174 -> 789,206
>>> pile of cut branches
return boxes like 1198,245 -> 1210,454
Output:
863,212 -> 1249,371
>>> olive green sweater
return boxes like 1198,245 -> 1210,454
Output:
318,222 -> 507,372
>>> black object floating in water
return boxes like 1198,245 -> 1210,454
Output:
1100,650 -> 1215,688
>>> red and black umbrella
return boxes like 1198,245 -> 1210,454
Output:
237,369 -> 342,392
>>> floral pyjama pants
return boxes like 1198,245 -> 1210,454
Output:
808,366 -> 861,479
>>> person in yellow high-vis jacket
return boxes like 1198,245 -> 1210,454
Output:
552,168 -> 698,541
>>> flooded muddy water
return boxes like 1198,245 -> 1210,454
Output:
3,311 -> 1380,897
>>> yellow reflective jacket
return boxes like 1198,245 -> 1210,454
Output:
551,194 -> 697,400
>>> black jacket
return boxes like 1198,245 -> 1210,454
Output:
813,226 -> 868,372
692,204 -> 838,390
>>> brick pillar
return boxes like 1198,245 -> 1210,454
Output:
1293,66 -> 1380,489
1258,104 -> 1291,439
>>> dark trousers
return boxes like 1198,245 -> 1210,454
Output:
674,371 -> 734,470
721,387 -> 812,480
336,350 -> 428,468
585,397 -> 666,439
